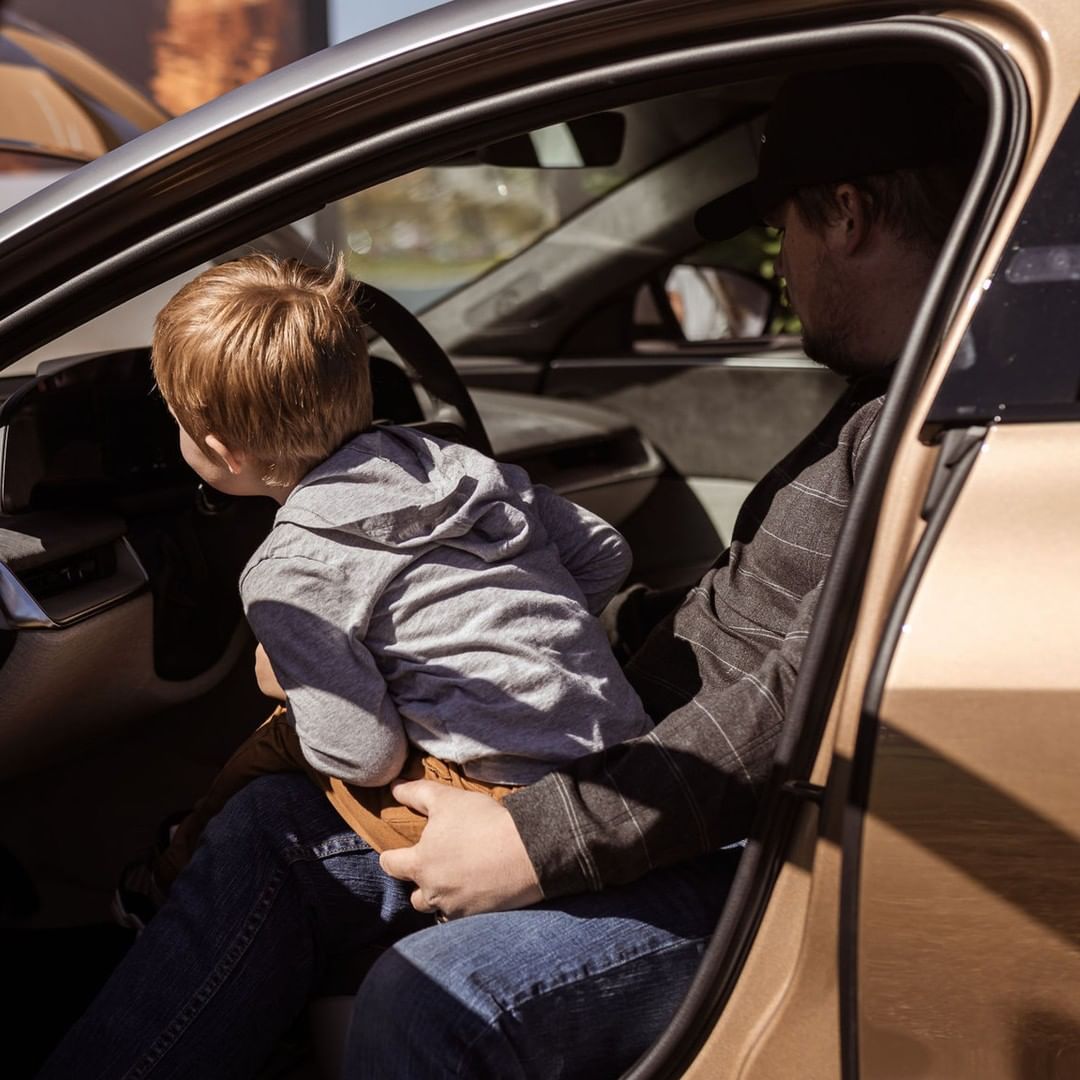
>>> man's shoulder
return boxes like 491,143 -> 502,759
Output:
842,380 -> 889,471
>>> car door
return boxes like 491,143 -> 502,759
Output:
662,14 -> 1076,1080
846,82 -> 1080,1080
0,4 -> 1046,1079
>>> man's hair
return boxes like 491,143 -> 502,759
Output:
792,159 -> 973,251
152,253 -> 371,486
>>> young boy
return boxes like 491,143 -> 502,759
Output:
129,252 -> 652,914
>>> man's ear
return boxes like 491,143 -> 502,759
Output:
830,183 -> 871,255
204,433 -> 247,476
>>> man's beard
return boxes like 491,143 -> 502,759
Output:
798,263 -> 882,378
801,326 -> 871,377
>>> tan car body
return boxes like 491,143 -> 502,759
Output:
684,1 -> 1080,1076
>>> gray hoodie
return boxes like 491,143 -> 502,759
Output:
239,425 -> 652,787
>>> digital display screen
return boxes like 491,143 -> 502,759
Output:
1,349 -> 192,512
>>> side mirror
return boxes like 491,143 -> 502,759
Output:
664,265 -> 772,340
449,113 -> 626,169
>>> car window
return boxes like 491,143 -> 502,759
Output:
336,158 -> 634,312
338,87 -> 776,358
8,81 -> 773,379
314,86 -> 764,323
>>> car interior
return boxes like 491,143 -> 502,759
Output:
0,42 -> 991,1078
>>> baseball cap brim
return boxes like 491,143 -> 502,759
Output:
694,182 -> 759,241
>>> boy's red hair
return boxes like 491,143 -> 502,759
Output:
153,253 -> 372,485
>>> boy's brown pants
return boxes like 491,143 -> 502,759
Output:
155,707 -> 513,891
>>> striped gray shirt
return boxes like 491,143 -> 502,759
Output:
504,376 -> 886,896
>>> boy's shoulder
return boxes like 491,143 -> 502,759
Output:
238,520 -> 337,596
279,425 -> 537,546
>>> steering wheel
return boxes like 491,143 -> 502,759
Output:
355,282 -> 493,457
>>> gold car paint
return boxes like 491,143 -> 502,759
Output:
2,24 -> 168,135
0,64 -> 106,160
854,4 -> 1080,1075
859,422 -> 1080,1078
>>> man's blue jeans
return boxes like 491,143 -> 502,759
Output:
38,774 -> 739,1080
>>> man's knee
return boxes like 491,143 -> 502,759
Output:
345,882 -> 732,1080
346,926 -> 514,1080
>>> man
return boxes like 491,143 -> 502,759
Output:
39,63 -> 980,1080
379,60 -> 977,913
344,64 -> 979,1077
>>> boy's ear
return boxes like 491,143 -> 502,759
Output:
204,434 -> 248,476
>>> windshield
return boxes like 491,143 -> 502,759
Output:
338,160 -> 631,311
328,87 -> 756,315
329,4 -> 590,311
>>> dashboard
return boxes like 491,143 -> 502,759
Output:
0,347 -> 430,516
0,347 -> 662,634
0,346 -> 664,778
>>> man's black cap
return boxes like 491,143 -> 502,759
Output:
695,64 -> 982,240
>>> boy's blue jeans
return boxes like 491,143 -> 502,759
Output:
38,773 -> 739,1080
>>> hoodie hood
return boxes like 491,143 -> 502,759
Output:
275,426 -> 536,562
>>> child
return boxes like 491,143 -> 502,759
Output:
124,253 -> 652,920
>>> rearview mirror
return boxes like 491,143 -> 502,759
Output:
450,113 -> 626,169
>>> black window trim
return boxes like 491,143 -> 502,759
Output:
623,20 -> 1028,1080
924,91 -> 1080,433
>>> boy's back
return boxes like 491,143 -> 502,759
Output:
149,251 -> 650,801
241,424 -> 652,788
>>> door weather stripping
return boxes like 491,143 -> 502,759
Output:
781,779 -> 825,805
921,425 -> 987,520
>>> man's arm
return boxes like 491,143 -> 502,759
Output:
382,580 -> 822,914
531,485 -> 632,615
510,579 -> 819,896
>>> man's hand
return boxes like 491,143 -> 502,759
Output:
380,781 -> 543,919
254,643 -> 287,702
